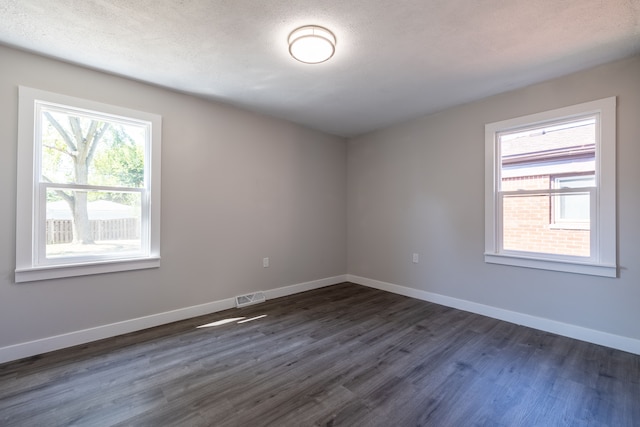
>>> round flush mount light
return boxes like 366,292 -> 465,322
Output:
288,25 -> 336,64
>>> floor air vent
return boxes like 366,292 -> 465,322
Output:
235,292 -> 266,308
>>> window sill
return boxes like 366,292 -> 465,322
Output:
15,257 -> 161,283
549,223 -> 590,230
484,253 -> 616,278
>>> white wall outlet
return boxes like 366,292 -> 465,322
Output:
263,257 -> 269,268
412,253 -> 419,263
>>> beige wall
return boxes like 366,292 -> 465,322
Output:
348,55 -> 640,341
0,45 -> 347,349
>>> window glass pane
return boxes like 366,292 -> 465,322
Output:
502,193 -> 590,257
40,107 -> 146,188
499,117 -> 596,190
553,175 -> 595,223
45,189 -> 142,259
559,193 -> 590,221
552,176 -> 595,223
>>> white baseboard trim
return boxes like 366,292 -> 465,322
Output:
264,275 -> 347,300
0,274 -> 348,364
347,274 -> 640,356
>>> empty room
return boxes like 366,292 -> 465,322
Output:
1,1 -> 639,426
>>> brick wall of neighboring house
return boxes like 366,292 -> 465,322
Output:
501,175 -> 590,256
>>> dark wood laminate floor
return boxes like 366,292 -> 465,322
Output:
1,283 -> 639,427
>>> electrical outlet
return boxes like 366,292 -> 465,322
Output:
263,257 -> 269,268
412,253 -> 419,263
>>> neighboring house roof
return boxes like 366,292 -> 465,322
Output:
500,121 -> 596,179
501,122 -> 595,158
501,158 -> 595,179
47,200 -> 136,220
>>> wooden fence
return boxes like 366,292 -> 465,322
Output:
46,218 -> 139,244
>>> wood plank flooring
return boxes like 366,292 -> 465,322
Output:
1,282 -> 639,426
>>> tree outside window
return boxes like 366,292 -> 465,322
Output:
41,106 -> 146,258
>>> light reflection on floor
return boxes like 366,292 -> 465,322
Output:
197,315 -> 267,328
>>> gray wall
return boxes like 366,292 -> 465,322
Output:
0,45 -> 347,348
2,42 -> 639,355
348,55 -> 640,341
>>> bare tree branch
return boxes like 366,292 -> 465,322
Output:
69,117 -> 85,154
43,112 -> 77,153
87,122 -> 110,165
43,144 -> 73,157
41,176 -> 75,207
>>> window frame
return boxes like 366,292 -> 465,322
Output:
15,87 -> 162,283
484,97 -> 616,277
550,173 -> 595,229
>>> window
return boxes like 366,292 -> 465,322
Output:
551,174 -> 595,228
485,97 -> 616,277
16,87 -> 161,282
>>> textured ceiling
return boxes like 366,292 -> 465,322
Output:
1,0 -> 639,137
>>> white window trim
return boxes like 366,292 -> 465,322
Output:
484,97 -> 616,278
15,87 -> 162,282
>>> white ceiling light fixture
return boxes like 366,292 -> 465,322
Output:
288,25 -> 336,64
